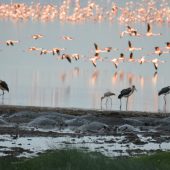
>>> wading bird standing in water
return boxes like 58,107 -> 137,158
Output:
101,91 -> 115,109
0,80 -> 9,96
118,85 -> 137,110
158,86 -> 170,105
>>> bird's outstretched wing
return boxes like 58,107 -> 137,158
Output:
147,23 -> 151,33
129,52 -> 133,59
94,43 -> 98,50
153,63 -> 158,70
66,56 -> 71,63
128,41 -> 132,48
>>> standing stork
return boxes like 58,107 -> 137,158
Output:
118,85 -> 137,110
101,91 -> 115,109
0,80 -> 9,96
158,86 -> 170,105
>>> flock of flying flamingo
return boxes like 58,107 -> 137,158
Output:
0,1 -> 170,111
0,1 -> 169,24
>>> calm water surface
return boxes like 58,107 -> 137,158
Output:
0,0 -> 170,112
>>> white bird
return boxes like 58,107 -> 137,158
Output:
154,47 -> 163,56
52,48 -> 65,55
127,41 -> 142,52
165,42 -> 170,50
89,56 -> 100,67
28,47 -> 42,51
138,56 -> 148,64
40,49 -> 51,55
110,58 -> 119,69
128,52 -> 136,62
118,53 -> 126,62
6,40 -> 19,46
32,34 -> 44,39
62,36 -> 73,40
60,54 -> 72,63
94,43 -> 112,56
120,26 -> 141,38
152,58 -> 165,70
145,23 -> 162,37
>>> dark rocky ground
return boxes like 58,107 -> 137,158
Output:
0,105 -> 170,157
0,105 -> 170,137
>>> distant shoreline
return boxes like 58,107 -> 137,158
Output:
0,104 -> 169,117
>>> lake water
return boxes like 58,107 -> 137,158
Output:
0,0 -> 170,112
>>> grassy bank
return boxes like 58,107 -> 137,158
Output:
0,150 -> 170,170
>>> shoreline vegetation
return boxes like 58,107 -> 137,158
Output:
1,149 -> 170,170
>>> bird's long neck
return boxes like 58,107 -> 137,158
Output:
131,87 -> 135,94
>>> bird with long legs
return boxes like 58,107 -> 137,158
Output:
158,86 -> 170,110
101,91 -> 115,109
0,80 -> 9,97
118,85 -> 137,110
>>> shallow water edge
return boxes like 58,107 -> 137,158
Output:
0,104 -> 169,117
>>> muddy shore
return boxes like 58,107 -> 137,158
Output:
0,104 -> 170,157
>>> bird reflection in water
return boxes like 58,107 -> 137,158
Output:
89,69 -> 100,86
111,70 -> 159,111
60,72 -> 67,83
71,67 -> 80,78
152,72 -> 158,86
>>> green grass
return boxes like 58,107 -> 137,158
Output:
1,150 -> 170,170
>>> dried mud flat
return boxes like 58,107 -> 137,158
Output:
0,105 -> 170,158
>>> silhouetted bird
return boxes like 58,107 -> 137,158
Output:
158,86 -> 170,105
118,85 -> 137,110
0,80 -> 9,96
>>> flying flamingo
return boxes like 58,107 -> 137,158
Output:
127,41 -> 142,52
145,23 -> 162,37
